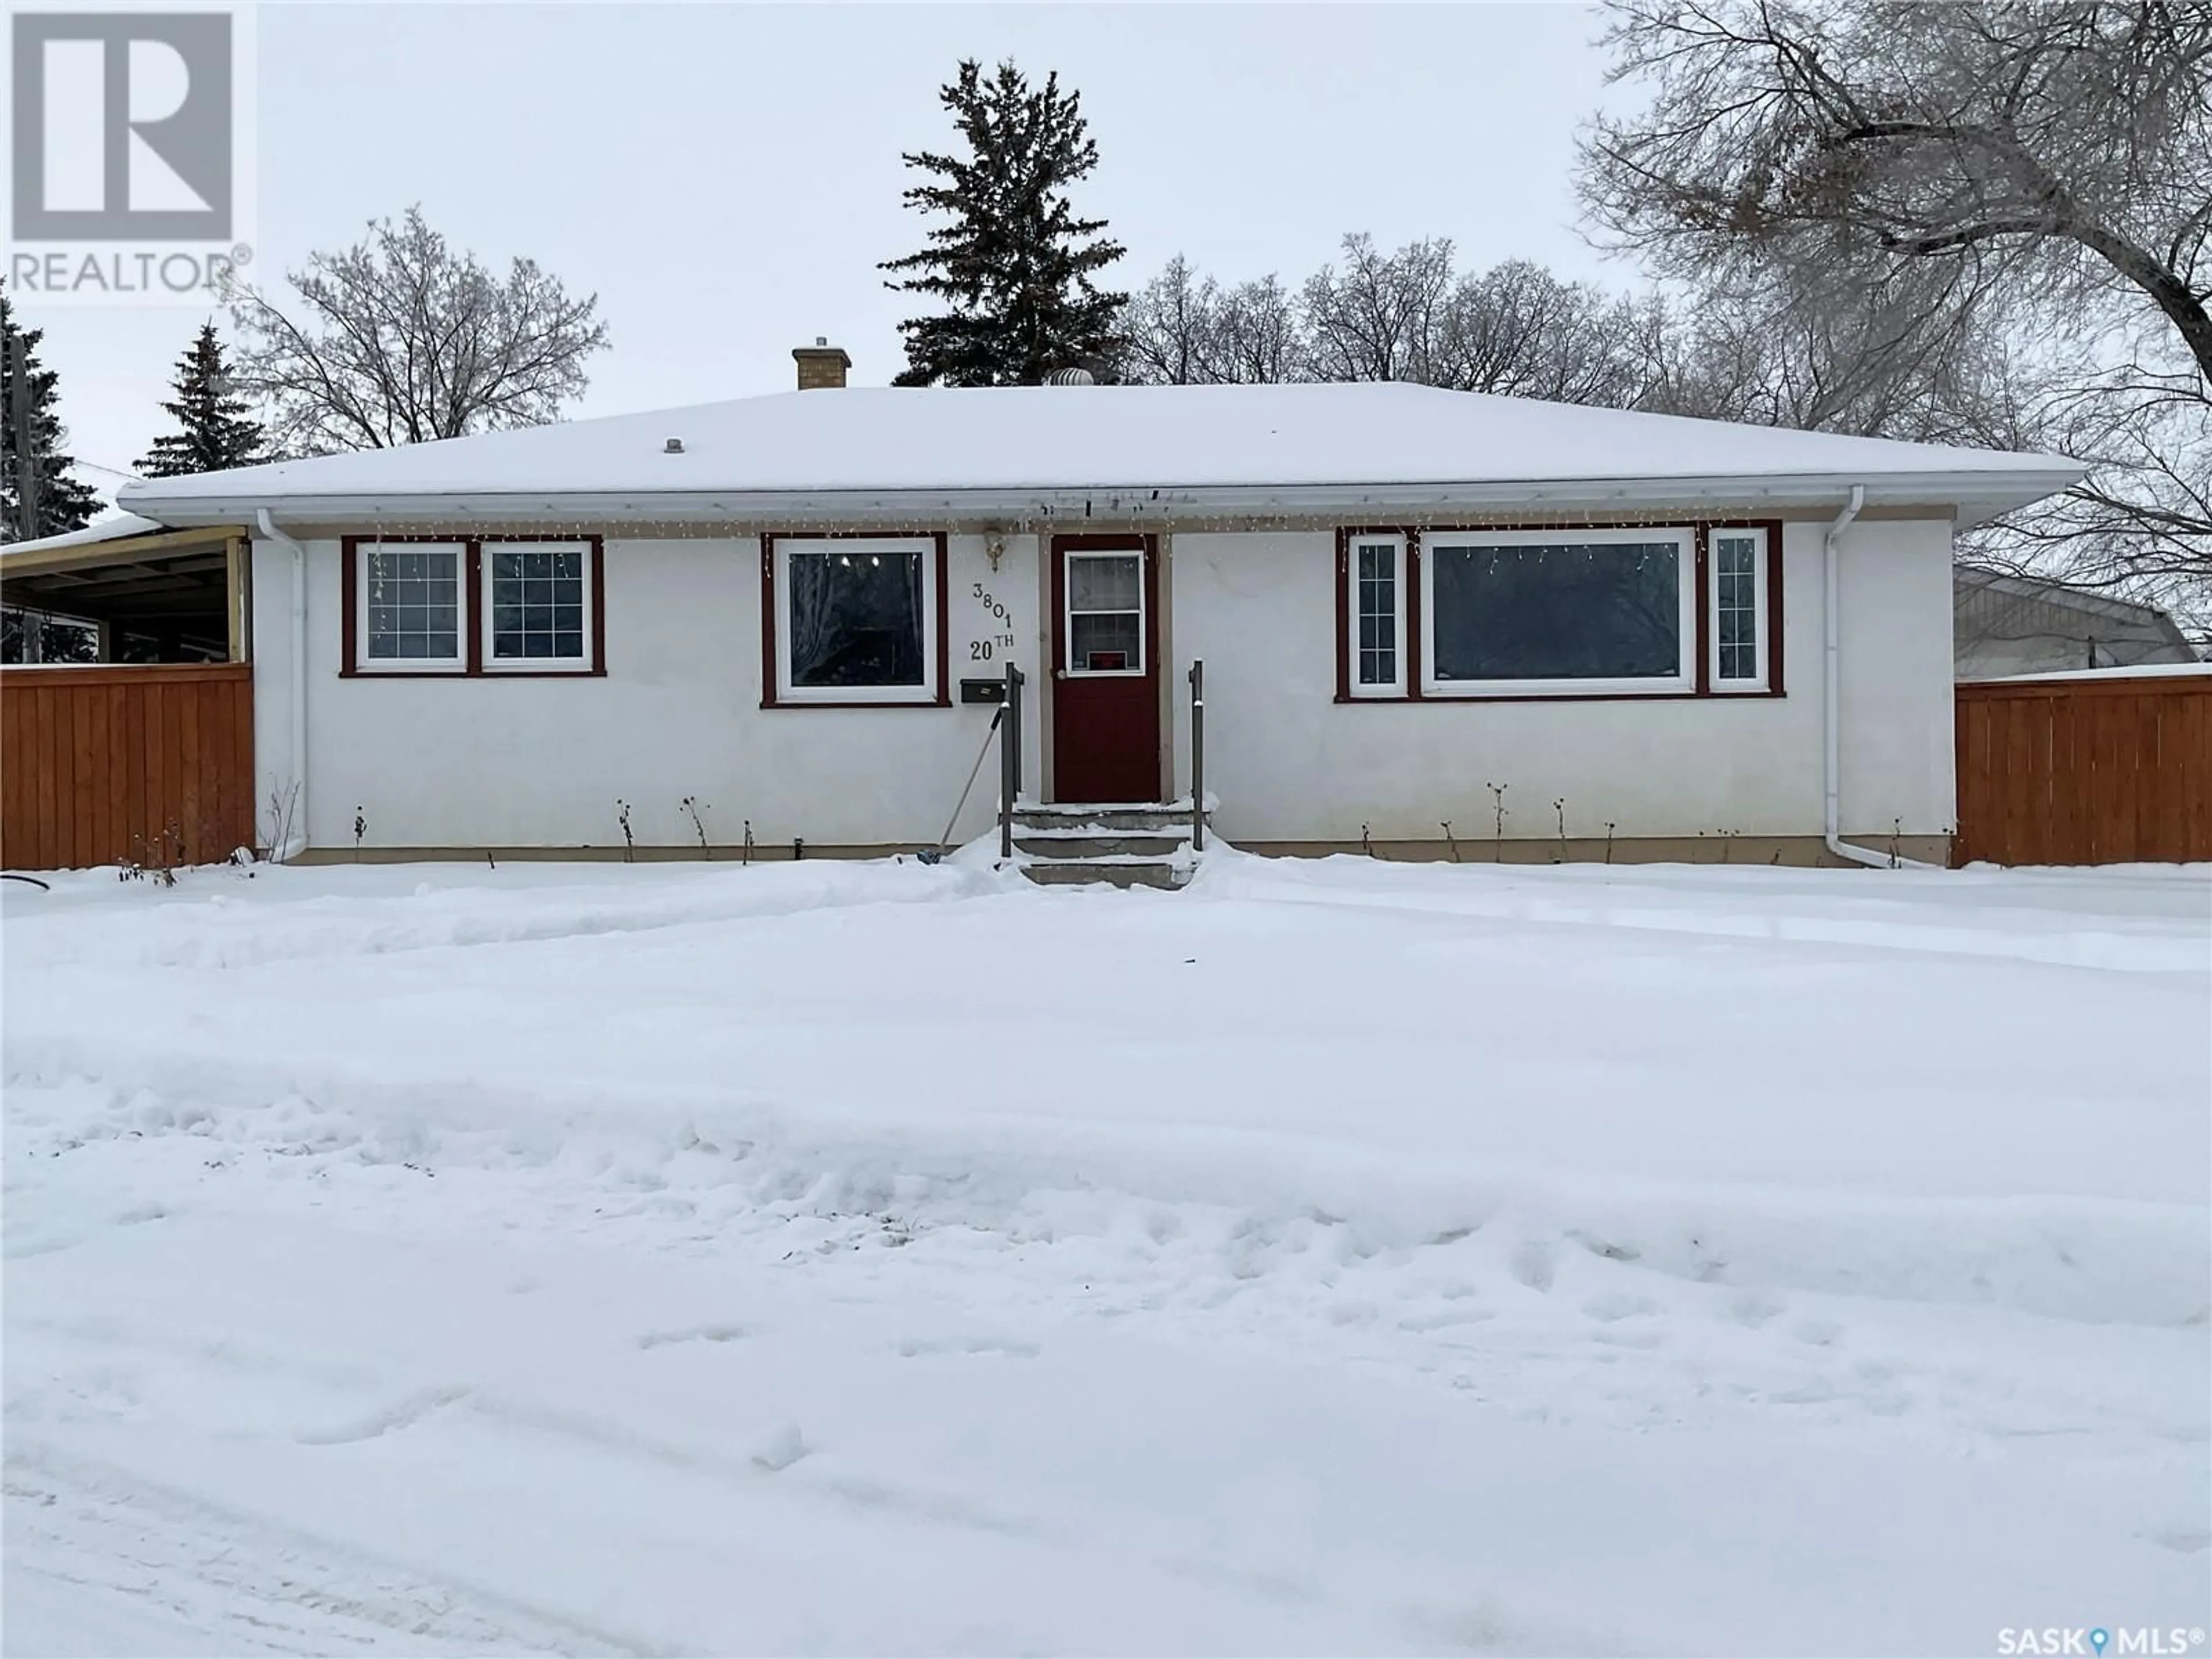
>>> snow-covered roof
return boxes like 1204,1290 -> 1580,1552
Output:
1955,565 -> 2191,628
119,382 -> 2084,528
0,511 -> 168,559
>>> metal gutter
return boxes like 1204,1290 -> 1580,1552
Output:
123,468 -> 2086,531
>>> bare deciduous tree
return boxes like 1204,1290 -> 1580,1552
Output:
1580,0 -> 2211,635
1301,234 -> 1457,382
228,206 -> 610,454
1122,235 -> 1664,410
1641,256 -> 2024,444
1432,257 -> 1663,405
1122,258 -> 1305,384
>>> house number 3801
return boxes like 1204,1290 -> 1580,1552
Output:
970,584 -> 1016,660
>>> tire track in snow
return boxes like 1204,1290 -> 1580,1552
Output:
3,1448 -> 665,1657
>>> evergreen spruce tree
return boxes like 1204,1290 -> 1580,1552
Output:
881,59 -> 1127,387
0,282 -> 100,541
137,322 -> 267,478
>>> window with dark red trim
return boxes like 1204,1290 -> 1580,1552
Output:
1335,521 -> 1783,702
341,535 -> 606,678
760,532 -> 951,709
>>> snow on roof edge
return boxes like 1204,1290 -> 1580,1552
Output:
0,511 -> 170,558
113,382 -> 2087,519
1978,661 -> 2211,684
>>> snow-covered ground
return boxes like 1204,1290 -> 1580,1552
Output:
5,851 -> 2207,1657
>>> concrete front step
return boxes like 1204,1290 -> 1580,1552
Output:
1009,803 -> 1205,889
1012,803 -> 1208,834
1022,858 -> 1185,891
1014,831 -> 1188,859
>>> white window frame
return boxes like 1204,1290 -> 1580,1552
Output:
1062,548 -> 1146,679
479,540 -> 596,675
1346,533 -> 1407,699
1708,527 -> 1769,692
355,540 -> 468,674
773,536 -> 940,705
1421,526 -> 1697,698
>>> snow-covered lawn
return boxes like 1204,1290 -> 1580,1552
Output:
4,852 -> 2207,1657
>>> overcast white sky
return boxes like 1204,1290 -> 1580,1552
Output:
26,2 -> 1636,502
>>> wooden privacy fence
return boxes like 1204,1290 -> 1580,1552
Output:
1,664 -> 255,870
1954,671 -> 2212,866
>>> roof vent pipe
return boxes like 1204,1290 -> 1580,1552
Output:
1044,366 -> 1096,386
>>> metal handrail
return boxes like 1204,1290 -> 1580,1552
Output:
1188,658 -> 1205,853
999,661 -> 1025,859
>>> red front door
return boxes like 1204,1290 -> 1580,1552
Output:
1050,534 -> 1161,803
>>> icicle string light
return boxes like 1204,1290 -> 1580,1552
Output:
310,497 -> 1799,544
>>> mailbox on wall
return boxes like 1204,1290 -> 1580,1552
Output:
959,677 -> 1007,704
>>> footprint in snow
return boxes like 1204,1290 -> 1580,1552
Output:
635,1323 -> 747,1349
1581,1290 -> 1660,1323
896,1334 -> 1040,1359
1728,1291 -> 1786,1328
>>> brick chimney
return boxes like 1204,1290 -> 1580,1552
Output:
793,338 -> 851,391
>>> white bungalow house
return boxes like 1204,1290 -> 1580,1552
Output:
48,353 -> 2081,876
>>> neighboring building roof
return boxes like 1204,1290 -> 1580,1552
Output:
0,512 -> 166,559
118,382 -> 2084,528
1954,566 -> 2200,681
1977,661 -> 2212,685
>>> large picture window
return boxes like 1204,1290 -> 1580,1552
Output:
768,535 -> 944,706
1424,528 -> 1695,695
1334,521 -> 1782,702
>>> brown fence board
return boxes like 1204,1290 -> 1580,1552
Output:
177,680 -> 202,862
0,665 -> 254,870
1955,673 -> 2212,866
34,685 -> 57,867
1,688 -> 23,862
104,682 -> 127,868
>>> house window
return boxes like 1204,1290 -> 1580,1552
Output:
772,536 -> 940,704
361,543 -> 465,668
1065,551 -> 1143,674
1711,528 -> 1766,690
1348,535 -> 1405,696
346,536 -> 603,677
1422,528 -> 1695,696
485,542 -> 592,669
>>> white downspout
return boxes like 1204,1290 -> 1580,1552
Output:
1823,485 -> 1929,870
255,509 -> 309,862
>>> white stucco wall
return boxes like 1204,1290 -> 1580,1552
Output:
251,517 -> 1953,854
1832,516 -> 1956,841
252,533 -> 1045,852
1164,520 -> 1955,846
